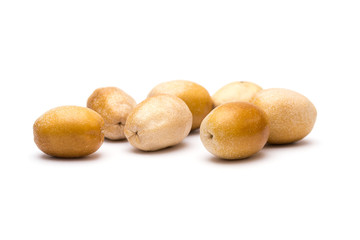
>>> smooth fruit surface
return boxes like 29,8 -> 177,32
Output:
124,94 -> 192,151
200,102 -> 269,159
33,106 -> 104,158
212,81 -> 262,107
87,87 -> 136,140
251,88 -> 317,144
148,80 -> 213,130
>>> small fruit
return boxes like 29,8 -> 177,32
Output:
124,94 -> 192,151
212,81 -> 262,107
251,88 -> 317,144
87,87 -> 136,140
33,106 -> 104,158
200,102 -> 269,160
148,80 -> 213,130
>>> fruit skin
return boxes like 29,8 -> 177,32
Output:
33,106 -> 104,158
87,87 -> 136,140
148,80 -> 213,130
124,94 -> 192,151
212,81 -> 262,107
200,102 -> 269,160
251,88 -> 317,144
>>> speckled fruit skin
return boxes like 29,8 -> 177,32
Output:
148,80 -> 213,130
212,81 -> 262,107
124,94 -> 192,151
200,102 -> 270,160
251,88 -> 317,144
33,106 -> 104,158
87,87 -> 136,140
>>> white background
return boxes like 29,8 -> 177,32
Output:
1,0 -> 360,239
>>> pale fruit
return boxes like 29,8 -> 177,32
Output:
33,106 -> 104,158
251,88 -> 317,144
87,87 -> 136,140
212,81 -> 262,107
124,94 -> 192,151
200,102 -> 269,160
148,80 -> 213,130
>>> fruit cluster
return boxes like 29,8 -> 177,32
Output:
33,81 -> 317,160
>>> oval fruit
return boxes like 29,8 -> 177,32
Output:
87,87 -> 136,140
212,81 -> 262,107
124,94 -> 192,151
33,106 -> 104,158
200,102 -> 269,160
251,88 -> 317,144
148,80 -> 213,130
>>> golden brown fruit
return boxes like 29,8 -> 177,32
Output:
148,80 -> 213,130
212,81 -> 262,107
33,106 -> 104,158
87,87 -> 136,140
251,88 -> 317,144
200,102 -> 269,160
124,94 -> 192,151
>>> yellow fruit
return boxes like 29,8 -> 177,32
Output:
212,81 -> 262,107
200,102 -> 269,159
33,106 -> 104,158
148,80 -> 213,130
124,94 -> 192,151
251,88 -> 317,144
87,87 -> 136,140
